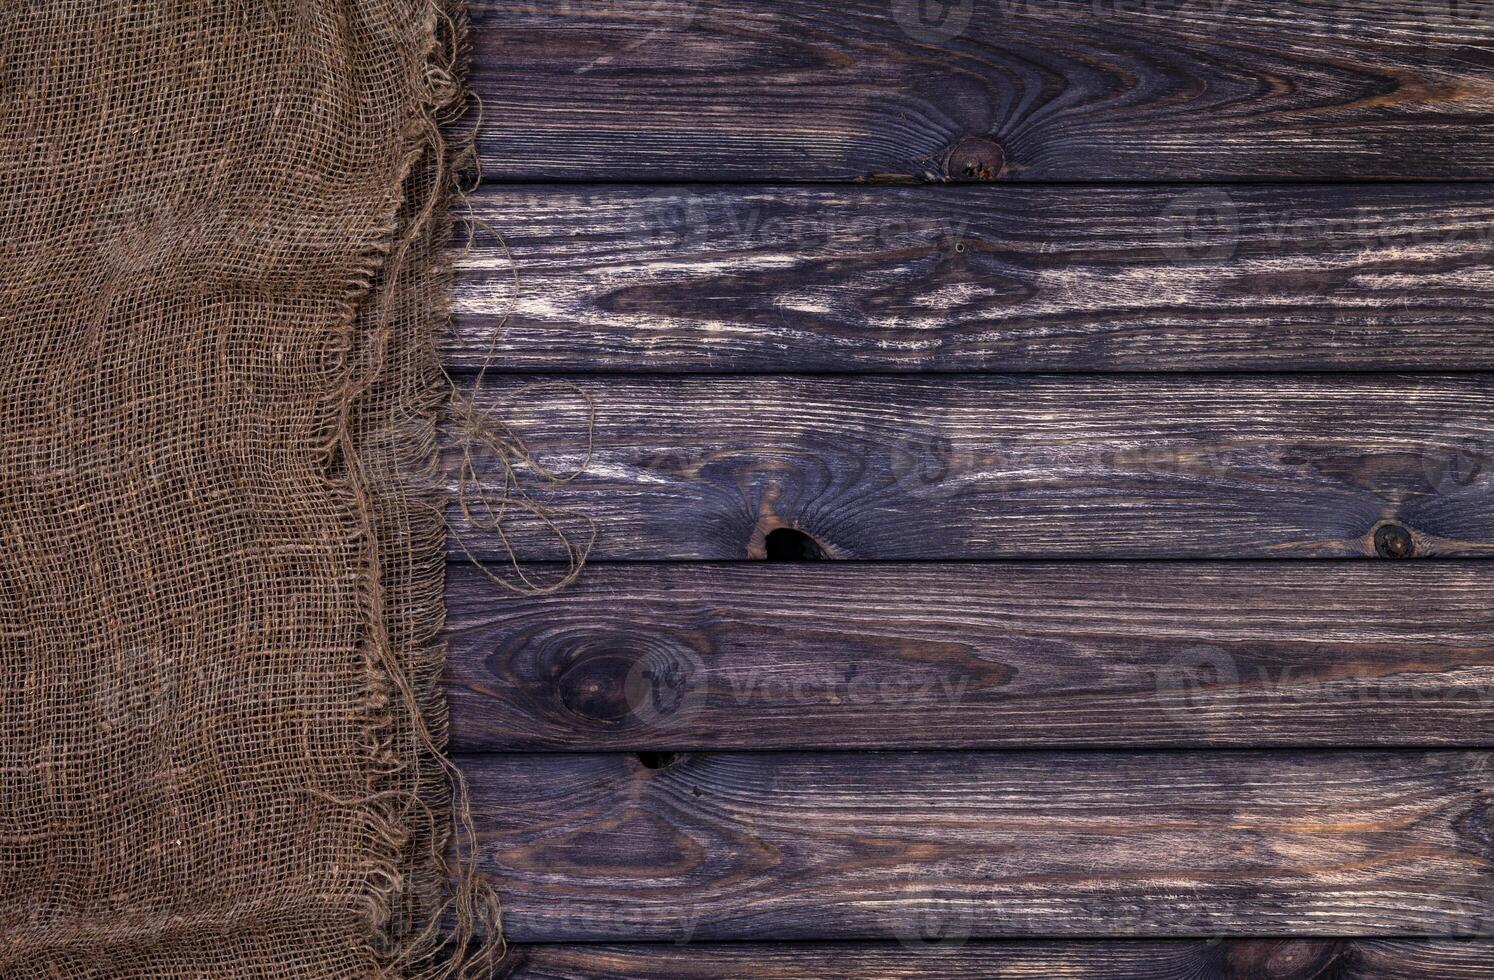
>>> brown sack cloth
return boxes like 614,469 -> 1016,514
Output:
0,1 -> 502,975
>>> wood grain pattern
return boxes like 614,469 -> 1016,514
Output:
451,184 -> 1494,372
502,939 -> 1494,979
469,0 -> 1494,181
462,3 -> 1494,963
445,562 -> 1494,751
470,750 -> 1494,941
444,374 -> 1494,560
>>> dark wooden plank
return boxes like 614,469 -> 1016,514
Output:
451,184 -> 1494,373
469,0 -> 1494,181
444,562 -> 1494,751
469,750 -> 1494,941
444,374 -> 1494,560
503,939 -> 1494,979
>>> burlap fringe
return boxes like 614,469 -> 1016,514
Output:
332,1 -> 509,975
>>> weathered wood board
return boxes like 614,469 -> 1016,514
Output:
502,940 -> 1494,980
444,374 -> 1494,560
452,184 -> 1494,373
469,0 -> 1494,181
470,750 -> 1494,941
459,2 -> 1494,967
445,562 -> 1494,751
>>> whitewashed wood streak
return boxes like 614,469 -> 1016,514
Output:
450,185 -> 1494,372
443,374 -> 1494,560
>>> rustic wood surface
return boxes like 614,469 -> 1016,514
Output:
444,374 -> 1494,560
468,0 -> 1494,181
444,562 -> 1494,751
458,3 -> 1494,964
501,939 -> 1494,980
469,750 -> 1494,941
451,184 -> 1494,373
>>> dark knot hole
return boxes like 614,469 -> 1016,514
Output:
765,527 -> 828,561
636,751 -> 683,770
1374,524 -> 1415,559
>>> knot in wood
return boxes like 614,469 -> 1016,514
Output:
943,136 -> 1005,181
1373,523 -> 1415,559
556,652 -> 637,724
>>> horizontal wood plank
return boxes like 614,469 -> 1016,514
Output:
469,0 -> 1494,181
443,374 -> 1494,560
451,184 -> 1494,372
445,562 -> 1494,751
503,939 -> 1494,979
469,750 -> 1494,941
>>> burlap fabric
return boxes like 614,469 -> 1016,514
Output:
0,1 -> 501,975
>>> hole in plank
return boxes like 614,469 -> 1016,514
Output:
764,527 -> 828,561
636,751 -> 683,770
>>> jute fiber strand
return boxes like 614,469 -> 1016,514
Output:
0,1 -> 503,975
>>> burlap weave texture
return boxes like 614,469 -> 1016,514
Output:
0,1 -> 499,975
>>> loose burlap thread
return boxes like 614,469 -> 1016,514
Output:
1,1 -> 503,976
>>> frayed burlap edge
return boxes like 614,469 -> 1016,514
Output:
330,1 -> 505,976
